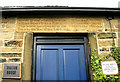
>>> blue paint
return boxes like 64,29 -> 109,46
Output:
36,45 -> 87,80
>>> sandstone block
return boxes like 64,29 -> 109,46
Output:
0,40 -> 3,46
4,40 -> 23,47
0,70 -> 2,78
99,47 -> 109,51
0,58 -> 6,63
0,24 -> 5,28
0,33 -> 13,39
2,18 -> 16,24
118,33 -> 120,39
0,48 -> 22,52
0,53 -> 21,57
100,51 -> 110,57
104,24 -> 113,29
103,57 -> 115,61
98,39 -> 114,47
8,58 -> 21,62
6,24 -> 16,28
14,33 -> 24,39
8,18 -> 16,24
0,63 -> 2,70
116,39 -> 120,47
0,24 -> 2,28
98,33 -> 116,39
0,28 -> 15,32
103,19 -> 118,26
105,29 -> 120,32
2,18 -> 9,23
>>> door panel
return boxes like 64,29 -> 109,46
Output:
63,49 -> 81,80
36,46 -> 59,80
36,45 -> 87,80
41,49 -> 58,80
79,47 -> 87,80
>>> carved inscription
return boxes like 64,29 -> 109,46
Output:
2,63 -> 21,78
16,16 -> 103,32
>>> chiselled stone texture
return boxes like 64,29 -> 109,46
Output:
6,24 -> 16,28
0,70 -> 2,78
22,33 -> 33,80
0,40 -> 3,46
14,33 -> 24,39
105,29 -> 120,32
0,64 -> 2,72
2,18 -> 9,23
4,40 -> 23,47
99,51 -> 110,57
98,33 -> 116,39
103,57 -> 115,61
0,48 -> 22,52
0,24 -> 5,28
2,79 -> 21,82
116,39 -> 120,47
98,17 -> 120,57
88,34 -> 98,55
0,64 -> 2,81
98,39 -> 115,47
0,58 -> 6,63
8,58 -> 21,62
0,24 -> 2,28
99,47 -> 111,56
0,28 -> 15,32
103,19 -> 118,28
0,33 -> 13,39
2,18 -> 16,24
0,53 -> 21,57
16,16 -> 103,33
118,33 -> 120,39
99,47 -> 110,51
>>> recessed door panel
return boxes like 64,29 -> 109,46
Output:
41,49 -> 58,80
36,46 -> 59,80
63,49 -> 81,80
36,45 -> 87,80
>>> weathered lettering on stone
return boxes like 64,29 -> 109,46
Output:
16,16 -> 103,32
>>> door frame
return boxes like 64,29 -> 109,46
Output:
31,33 -> 91,81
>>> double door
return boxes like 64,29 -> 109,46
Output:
36,45 -> 87,80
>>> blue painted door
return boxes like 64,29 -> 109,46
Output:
36,45 -> 87,80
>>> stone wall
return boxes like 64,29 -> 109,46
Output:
0,15 -> 120,81
97,17 -> 120,58
0,17 -> 25,82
